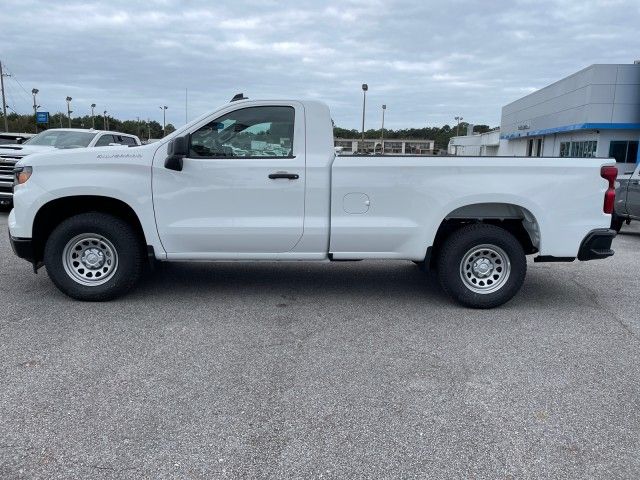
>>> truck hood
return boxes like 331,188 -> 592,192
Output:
15,143 -> 157,168
0,144 -> 56,158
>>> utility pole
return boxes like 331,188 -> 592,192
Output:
90,103 -> 96,129
361,84 -> 368,153
0,61 -> 9,132
160,105 -> 168,137
380,104 -> 386,155
103,111 -> 107,130
31,89 -> 39,133
65,96 -> 73,128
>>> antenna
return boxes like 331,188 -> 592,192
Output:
230,93 -> 248,102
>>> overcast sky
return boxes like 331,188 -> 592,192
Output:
1,0 -> 639,129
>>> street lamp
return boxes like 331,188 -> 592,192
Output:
31,88 -> 39,133
90,103 -> 96,129
160,105 -> 168,137
380,104 -> 386,155
454,116 -> 463,137
65,96 -> 73,128
360,84 -> 368,153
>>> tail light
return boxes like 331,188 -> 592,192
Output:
600,165 -> 617,214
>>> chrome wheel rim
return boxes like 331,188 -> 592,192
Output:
459,244 -> 511,294
62,233 -> 118,286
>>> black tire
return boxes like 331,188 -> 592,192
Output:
43,212 -> 144,301
436,224 -> 526,309
610,214 -> 624,233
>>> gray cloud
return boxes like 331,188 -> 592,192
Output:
1,0 -> 638,129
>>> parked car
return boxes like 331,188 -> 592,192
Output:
611,162 -> 640,231
0,129 -> 141,206
8,99 -> 617,308
0,132 -> 35,145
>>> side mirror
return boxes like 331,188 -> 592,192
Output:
168,135 -> 189,156
165,135 -> 189,171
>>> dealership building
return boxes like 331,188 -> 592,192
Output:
449,63 -> 640,166
335,138 -> 435,155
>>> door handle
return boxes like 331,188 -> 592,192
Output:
268,172 -> 299,180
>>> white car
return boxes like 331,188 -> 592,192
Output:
8,99 -> 617,308
0,128 -> 141,205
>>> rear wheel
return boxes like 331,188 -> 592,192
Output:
437,224 -> 526,308
44,213 -> 144,301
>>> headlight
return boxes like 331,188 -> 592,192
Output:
14,166 -> 32,186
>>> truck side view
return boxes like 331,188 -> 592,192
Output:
8,99 -> 618,308
611,162 -> 640,231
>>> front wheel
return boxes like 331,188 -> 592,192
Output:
44,213 -> 144,301
436,224 -> 526,308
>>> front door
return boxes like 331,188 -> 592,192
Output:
152,103 -> 305,256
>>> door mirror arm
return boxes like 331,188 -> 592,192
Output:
164,134 -> 189,171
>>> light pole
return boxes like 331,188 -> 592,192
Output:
32,89 -> 39,133
90,103 -> 96,129
65,96 -> 73,128
103,110 -> 109,130
455,116 -> 463,137
160,105 -> 168,137
360,84 -> 368,153
380,104 -> 386,155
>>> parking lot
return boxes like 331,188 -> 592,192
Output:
0,210 -> 639,478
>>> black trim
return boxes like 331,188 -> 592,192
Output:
577,228 -> 616,261
534,256 -> 576,263
9,234 -> 35,263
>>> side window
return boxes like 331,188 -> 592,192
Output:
120,136 -> 137,146
95,134 -> 115,147
189,106 -> 294,158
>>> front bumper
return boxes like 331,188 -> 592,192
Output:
9,233 -> 35,264
577,228 -> 616,261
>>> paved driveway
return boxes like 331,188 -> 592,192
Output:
1,211 -> 639,479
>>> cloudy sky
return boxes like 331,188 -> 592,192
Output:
1,0 -> 639,129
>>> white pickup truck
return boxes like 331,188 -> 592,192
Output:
8,99 -> 618,308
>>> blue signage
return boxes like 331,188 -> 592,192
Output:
36,111 -> 49,124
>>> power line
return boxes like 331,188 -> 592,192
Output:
2,62 -> 48,112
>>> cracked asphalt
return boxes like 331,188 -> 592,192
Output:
1,210 -> 639,479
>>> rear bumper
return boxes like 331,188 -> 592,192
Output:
577,228 -> 616,261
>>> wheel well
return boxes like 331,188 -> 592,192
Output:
32,196 -> 146,264
427,203 -> 540,268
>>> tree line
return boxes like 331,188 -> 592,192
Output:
2,112 -> 493,149
1,112 -> 176,139
334,124 -> 494,151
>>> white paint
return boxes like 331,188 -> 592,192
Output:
10,99 -> 615,264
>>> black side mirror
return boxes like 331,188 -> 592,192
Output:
165,135 -> 189,171
168,135 -> 189,156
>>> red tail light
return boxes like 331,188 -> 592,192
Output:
601,165 -> 618,214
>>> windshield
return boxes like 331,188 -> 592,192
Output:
25,130 -> 98,149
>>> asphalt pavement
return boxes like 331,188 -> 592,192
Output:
1,211 -> 639,479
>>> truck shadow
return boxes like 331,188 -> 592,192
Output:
133,260 -> 572,310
